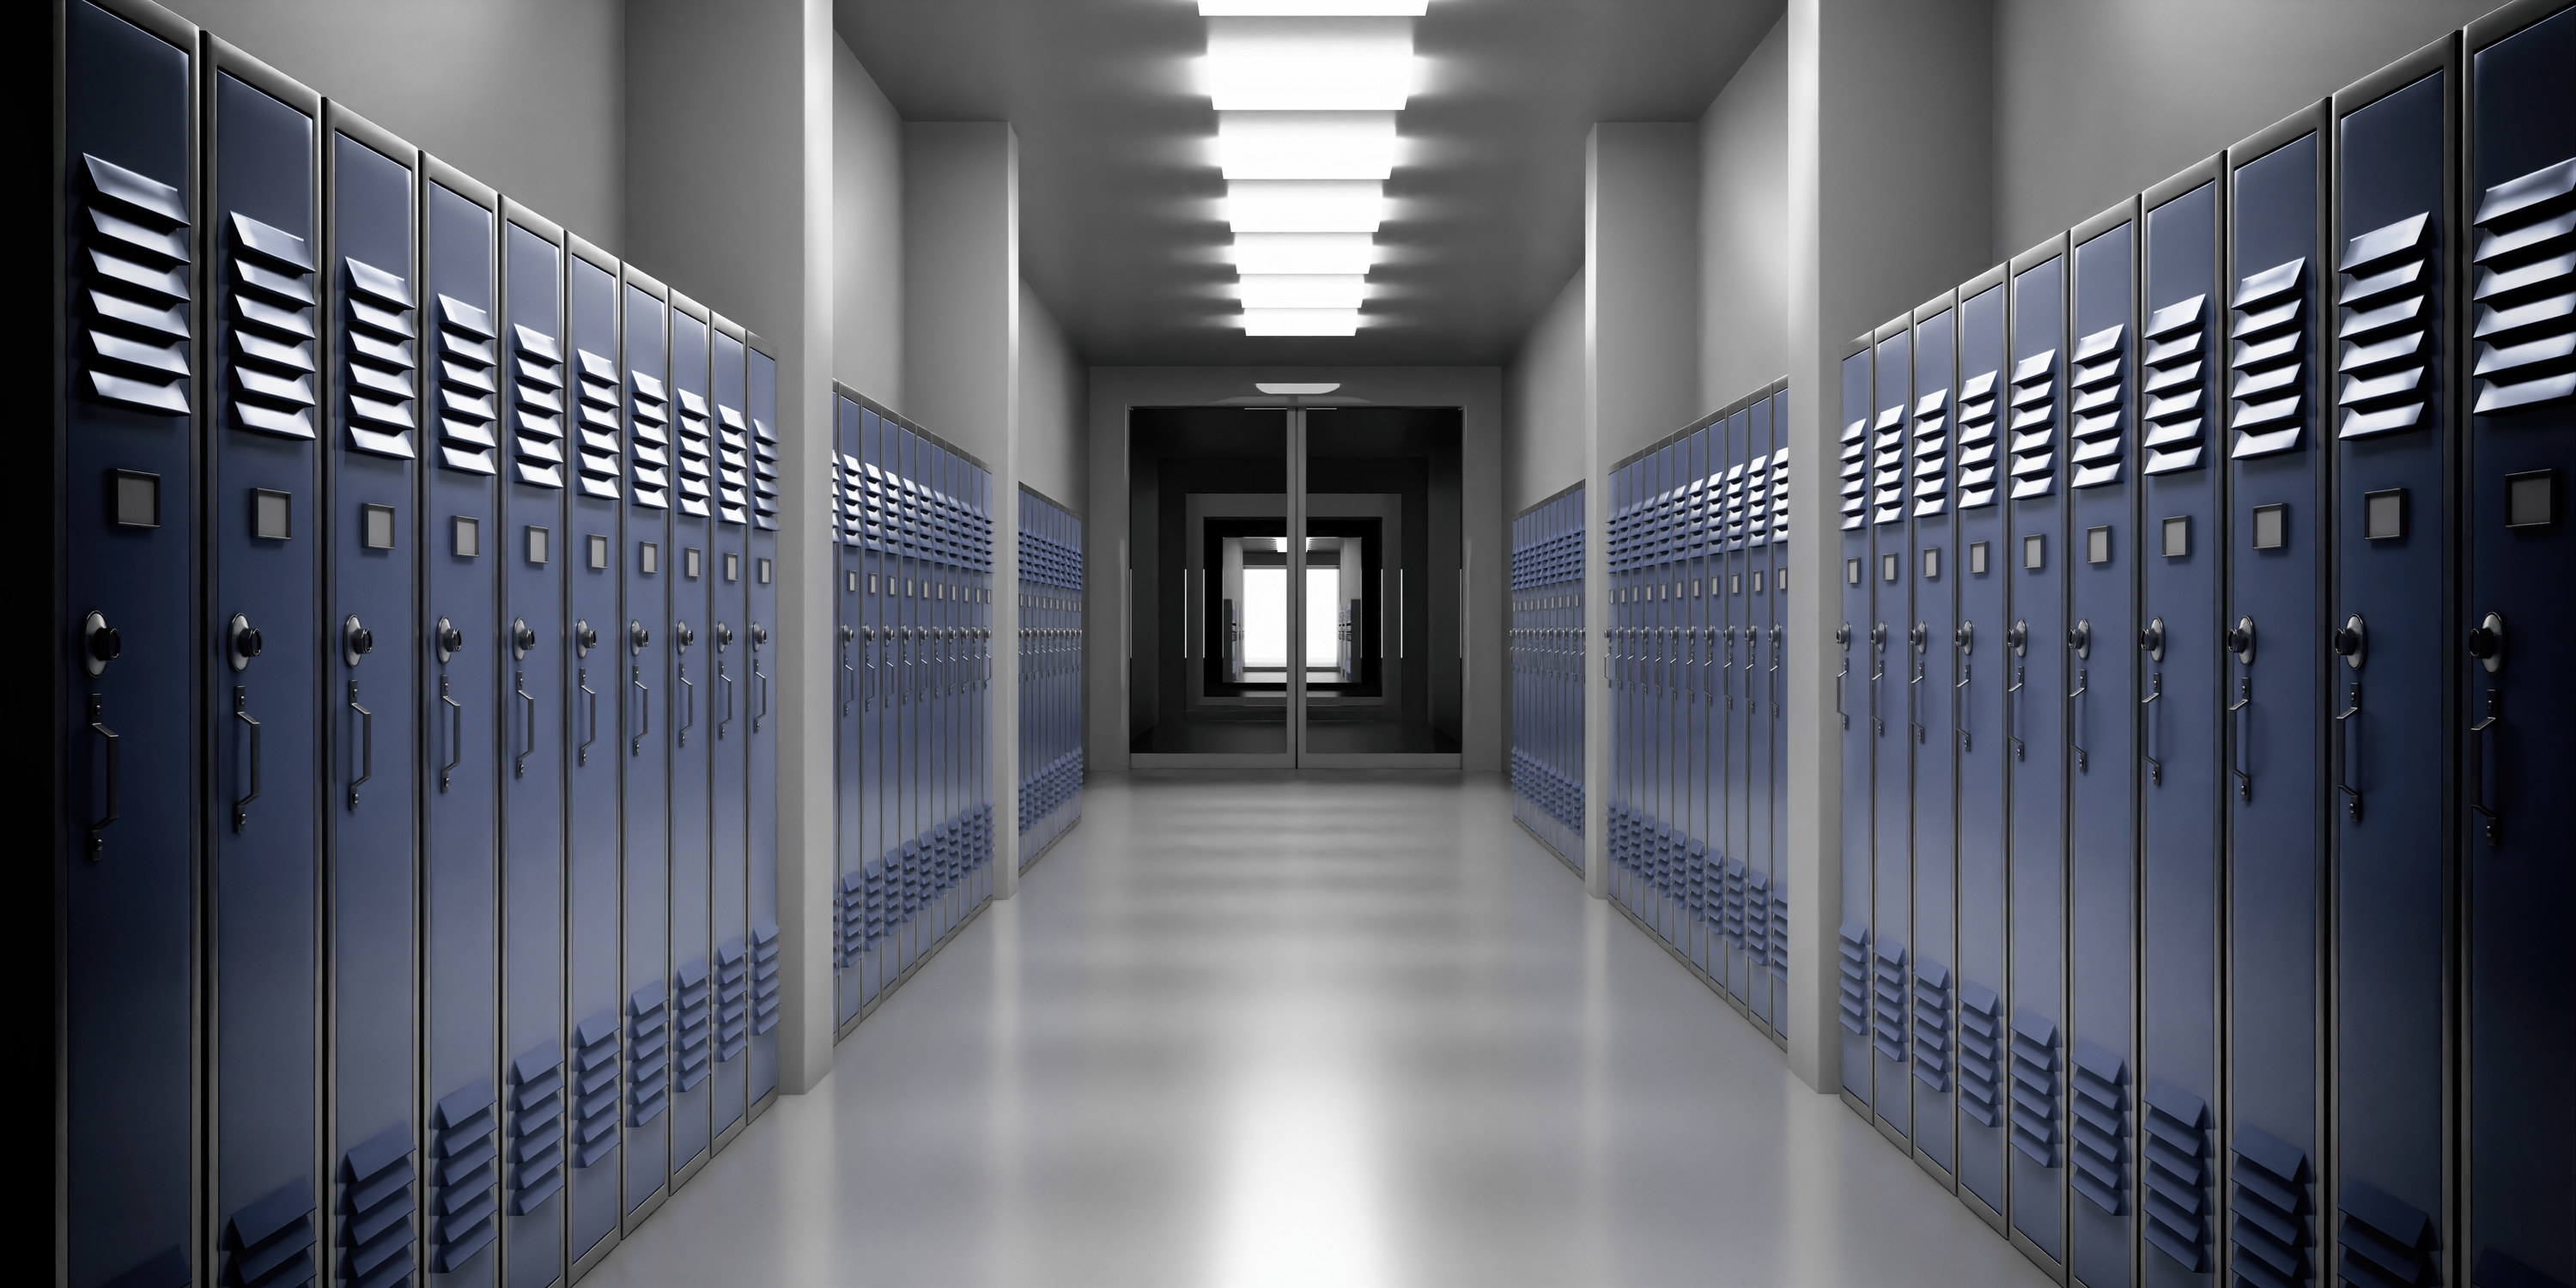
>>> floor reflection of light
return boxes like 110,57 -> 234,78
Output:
1211,1044 -> 1388,1288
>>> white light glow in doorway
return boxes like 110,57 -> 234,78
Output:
1242,567 -> 1289,670
1306,567 -> 1340,669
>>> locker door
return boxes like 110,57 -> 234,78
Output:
58,5 -> 198,1284
860,407 -> 889,1007
617,270 -> 671,1228
1745,398 -> 1776,1024
2137,162 -> 2225,1288
2066,201 -> 2143,1288
1872,324 -> 1916,1144
204,46 -> 325,1288
2221,112 -> 2328,1288
1654,441 -> 1680,942
420,162 -> 501,1288
663,300 -> 713,1182
559,239 -> 623,1273
325,106 -> 422,1288
708,320 -> 750,1145
2463,6 -> 2576,1287
1608,459 -> 1631,910
2327,46 -> 2454,1288
745,340 -> 782,1110
834,395 -> 866,1027
1686,425 -> 1714,980
1722,407 -> 1751,1001
497,203 -> 568,1288
2008,241 -> 2072,1270
1765,386 -> 1793,1040
1836,343 -> 1875,1109
1953,271 -> 2012,1226
1911,301 -> 1960,1180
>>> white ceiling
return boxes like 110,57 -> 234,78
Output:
836,0 -> 1783,366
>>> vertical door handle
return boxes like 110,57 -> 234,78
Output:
2334,680 -> 2361,820
87,695 -> 119,853
1832,625 -> 1849,729
516,670 -> 537,778
631,665 -> 650,756
440,673 -> 463,792
755,659 -> 769,733
2142,672 -> 2164,785
2228,675 -> 2253,801
579,668 -> 598,765
2470,688 -> 2501,847
841,625 -> 855,715
348,681 -> 373,809
2068,669 -> 2088,772
233,684 -> 261,829
677,662 -> 696,748
2008,664 -> 2026,761
1770,625 -> 1782,718
719,662 -> 734,740
1869,624 -> 1886,737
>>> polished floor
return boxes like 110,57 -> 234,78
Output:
584,773 -> 2048,1287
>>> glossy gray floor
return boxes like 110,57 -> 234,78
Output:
583,773 -> 2048,1287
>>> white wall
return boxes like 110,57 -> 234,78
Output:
1504,270 -> 1586,514
1017,284 -> 1086,513
1589,125 -> 1704,466
163,0 -> 626,250
902,123 -> 1018,465
1698,15 -> 1791,412
835,37 -> 905,410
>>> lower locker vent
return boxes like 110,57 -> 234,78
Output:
750,920 -> 783,1036
2142,1077 -> 2212,1271
1767,896 -> 1789,981
1685,842 -> 1709,931
672,960 -> 713,1092
1957,983 -> 2002,1127
507,1042 -> 568,1217
1871,945 -> 1910,1064
571,1010 -> 621,1168
1911,960 -> 1951,1091
714,937 -> 751,1063
834,872 -> 865,969
225,1178 -> 318,1288
2335,1180 -> 2433,1288
2069,1039 -> 2128,1215
1725,859 -> 1749,947
338,1127 -> 415,1288
1836,921 -> 1870,1036
1746,872 -> 1773,965
862,860 -> 886,957
429,1080 -> 499,1272
2229,1124 -> 2312,1288
628,984 -> 669,1127
2008,1008 -> 2061,1167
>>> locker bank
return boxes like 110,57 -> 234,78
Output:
41,2 -> 2570,1285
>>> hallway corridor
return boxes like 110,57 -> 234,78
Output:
581,775 -> 2046,1287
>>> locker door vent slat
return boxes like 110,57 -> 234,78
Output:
1769,448 -> 1792,539
2068,1038 -> 2127,1214
225,213 -> 319,440
671,958 -> 714,1091
1836,920 -> 1870,1035
574,349 -> 623,497
716,400 -> 750,525
2141,1077 -> 2210,1269
628,985 -> 670,1124
507,1040 -> 568,1216
2227,1124 -> 2311,1288
341,256 -> 419,459
674,386 -> 713,517
2007,1007 -> 2061,1166
1912,388 -> 1952,515
1748,449 -> 1776,544
224,1177 -> 319,1288
77,155 -> 194,415
2069,323 -> 2128,488
1838,415 -> 1869,529
2141,294 -> 2210,473
431,295 -> 499,474
2227,258 -> 2312,459
835,870 -> 866,968
2336,212 -> 2439,440
1956,981 -> 2002,1126
1724,857 -> 1749,948
2468,157 -> 2576,413
572,1010 -> 623,1167
508,323 -> 566,487
1870,944 -> 1910,1063
2334,1179 -> 2432,1288
1871,404 -> 1908,525
2008,348 -> 2060,496
337,1126 -> 416,1288
1766,894 -> 1789,979
629,369 -> 671,508
714,937 -> 752,1062
1955,369 -> 2002,507
1745,870 -> 1773,962
428,1079 -> 500,1273
1911,958 -> 1951,1090
750,920 -> 784,1034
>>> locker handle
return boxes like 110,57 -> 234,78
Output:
1833,625 -> 1850,729
232,685 -> 261,830
754,656 -> 768,734
2068,669 -> 2088,773
440,674 -> 462,792
1910,653 -> 1924,744
87,695 -> 118,854
718,662 -> 734,741
840,625 -> 855,716
630,665 -> 650,756
515,670 -> 536,778
2008,664 -> 2025,762
2142,672 -> 2164,785
1868,624 -> 1886,736
347,681 -> 372,809
2470,688 -> 2500,847
2334,680 -> 2360,821
578,669 -> 598,765
2228,675 -> 2252,801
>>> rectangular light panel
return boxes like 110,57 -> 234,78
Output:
1234,274 -> 1369,309
1225,233 -> 1377,274
1217,112 -> 1399,179
1224,180 -> 1386,232
1204,18 -> 1416,111
1241,307 -> 1364,337
1200,1 -> 1428,14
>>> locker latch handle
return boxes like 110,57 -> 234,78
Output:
348,681 -> 372,810
515,670 -> 536,778
718,660 -> 734,742
1833,624 -> 1850,729
578,669 -> 598,765
440,674 -> 463,792
232,685 -> 261,830
87,695 -> 118,854
2142,671 -> 2164,786
630,665 -> 650,756
2069,669 -> 2088,773
841,625 -> 856,716
676,659 -> 695,749
2470,687 -> 2501,847
2228,675 -> 2253,802
2334,680 -> 2361,821
2008,664 -> 2026,762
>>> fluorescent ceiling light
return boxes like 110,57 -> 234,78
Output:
1200,1 -> 1427,15
1241,308 -> 1363,337
1225,233 -> 1378,275
1204,18 -> 1416,111
1218,112 -> 1399,179
1225,180 -> 1386,233
1255,382 -> 1343,394
1234,274 -> 1369,309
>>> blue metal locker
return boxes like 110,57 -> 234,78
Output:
497,199 -> 568,1288
708,318 -> 751,1148
2008,237 -> 2073,1273
419,159 -> 502,1288
617,267 -> 671,1230
1686,421 -> 1715,981
1724,404 -> 1753,1002
833,392 -> 866,1029
58,3 -> 199,1283
2464,4 -> 2576,1286
1911,296 -> 1960,1182
2137,158 -> 2226,1288
2221,108 -> 2329,1288
1765,384 -> 1793,1041
1953,268 -> 2013,1230
204,40 -> 325,1288
1837,341 -> 1876,1110
745,339 -> 782,1111
860,404 -> 890,1010
1872,321 -> 1916,1145
663,296 -> 714,1185
2065,197 -> 2144,1288
742,337 -> 778,1113
559,234 -> 623,1275
2327,40 -> 2456,1288
325,102 -> 422,1288
1746,397 -> 1777,1025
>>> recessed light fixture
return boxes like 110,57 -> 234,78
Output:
1203,18 -> 1418,111
1226,233 -> 1377,275
1217,112 -> 1400,179
1234,274 -> 1368,309
1200,1 -> 1428,15
1242,308 -> 1363,337
1256,382 -> 1344,394
1224,180 -> 1387,232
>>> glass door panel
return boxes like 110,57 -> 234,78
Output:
1127,408 -> 1293,763
1298,407 -> 1463,763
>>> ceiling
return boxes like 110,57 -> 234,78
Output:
836,0 -> 1783,367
